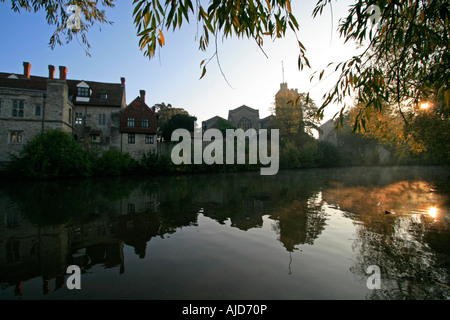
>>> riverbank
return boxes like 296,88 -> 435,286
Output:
2,129 -> 445,182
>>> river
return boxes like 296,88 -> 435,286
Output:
0,166 -> 449,300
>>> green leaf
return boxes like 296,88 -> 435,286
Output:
200,66 -> 207,79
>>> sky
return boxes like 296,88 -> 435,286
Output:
0,0 -> 359,125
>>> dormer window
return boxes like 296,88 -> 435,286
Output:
77,87 -> 90,97
100,93 -> 107,101
76,81 -> 91,102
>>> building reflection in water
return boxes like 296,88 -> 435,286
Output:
0,166 -> 448,299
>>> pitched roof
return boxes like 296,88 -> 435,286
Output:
0,72 -> 125,108
228,105 -> 260,117
66,79 -> 124,107
0,73 -> 48,91
120,96 -> 158,134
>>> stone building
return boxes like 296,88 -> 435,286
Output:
201,115 -> 228,131
274,82 -> 304,133
202,105 -> 274,133
228,105 -> 260,130
68,75 -> 126,149
201,83 -> 301,133
120,90 -> 158,159
0,61 -> 128,165
0,62 -> 77,164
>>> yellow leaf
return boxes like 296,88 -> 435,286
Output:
286,0 -> 292,13
159,29 -> 165,46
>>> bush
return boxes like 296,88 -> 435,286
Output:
280,140 -> 301,169
317,141 -> 341,167
95,148 -> 137,176
8,129 -> 93,179
299,141 -> 319,167
140,151 -> 175,173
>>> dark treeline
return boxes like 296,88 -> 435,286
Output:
1,128 -> 445,181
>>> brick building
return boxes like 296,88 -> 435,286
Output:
120,90 -> 158,159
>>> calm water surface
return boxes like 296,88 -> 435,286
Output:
0,166 -> 449,300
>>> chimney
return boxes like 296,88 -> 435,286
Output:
48,65 -> 55,79
23,62 -> 31,78
140,90 -> 146,102
121,77 -> 125,86
59,66 -> 67,80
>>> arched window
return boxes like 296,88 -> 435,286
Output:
237,117 -> 252,130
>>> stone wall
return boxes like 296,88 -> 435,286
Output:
0,80 -> 74,163
228,106 -> 260,130
73,105 -> 122,150
120,133 -> 157,159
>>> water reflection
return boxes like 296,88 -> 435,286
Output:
0,166 -> 448,299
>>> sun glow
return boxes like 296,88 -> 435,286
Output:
428,207 -> 438,218
420,102 -> 430,109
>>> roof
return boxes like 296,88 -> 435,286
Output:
228,105 -> 259,117
259,115 -> 274,122
120,96 -> 158,134
0,73 -> 48,91
0,72 -> 125,108
202,115 -> 227,126
67,79 -> 125,107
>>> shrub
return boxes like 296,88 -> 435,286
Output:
280,140 -> 301,169
95,148 -> 137,176
8,129 -> 93,179
317,141 -> 341,167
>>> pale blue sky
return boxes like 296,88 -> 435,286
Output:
0,0 -> 358,124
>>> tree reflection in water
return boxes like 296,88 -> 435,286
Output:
0,166 -> 448,299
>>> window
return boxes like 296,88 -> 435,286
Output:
127,204 -> 135,214
75,113 -> 83,125
127,117 -> 135,127
10,131 -> 23,144
77,87 -> 90,97
12,101 -> 24,117
145,134 -> 154,144
6,212 -> 21,228
128,133 -> 135,144
98,114 -> 106,126
0,100 -> 2,116
69,108 -> 72,124
237,117 -> 252,130
35,105 -> 41,116
99,93 -> 107,101
141,118 -> 149,128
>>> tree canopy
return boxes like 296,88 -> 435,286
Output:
160,113 -> 197,142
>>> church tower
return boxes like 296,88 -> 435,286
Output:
274,63 -> 304,133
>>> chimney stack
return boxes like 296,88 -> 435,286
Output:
121,77 -> 126,86
23,62 -> 31,78
140,90 -> 146,102
48,65 -> 55,79
59,66 -> 67,80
